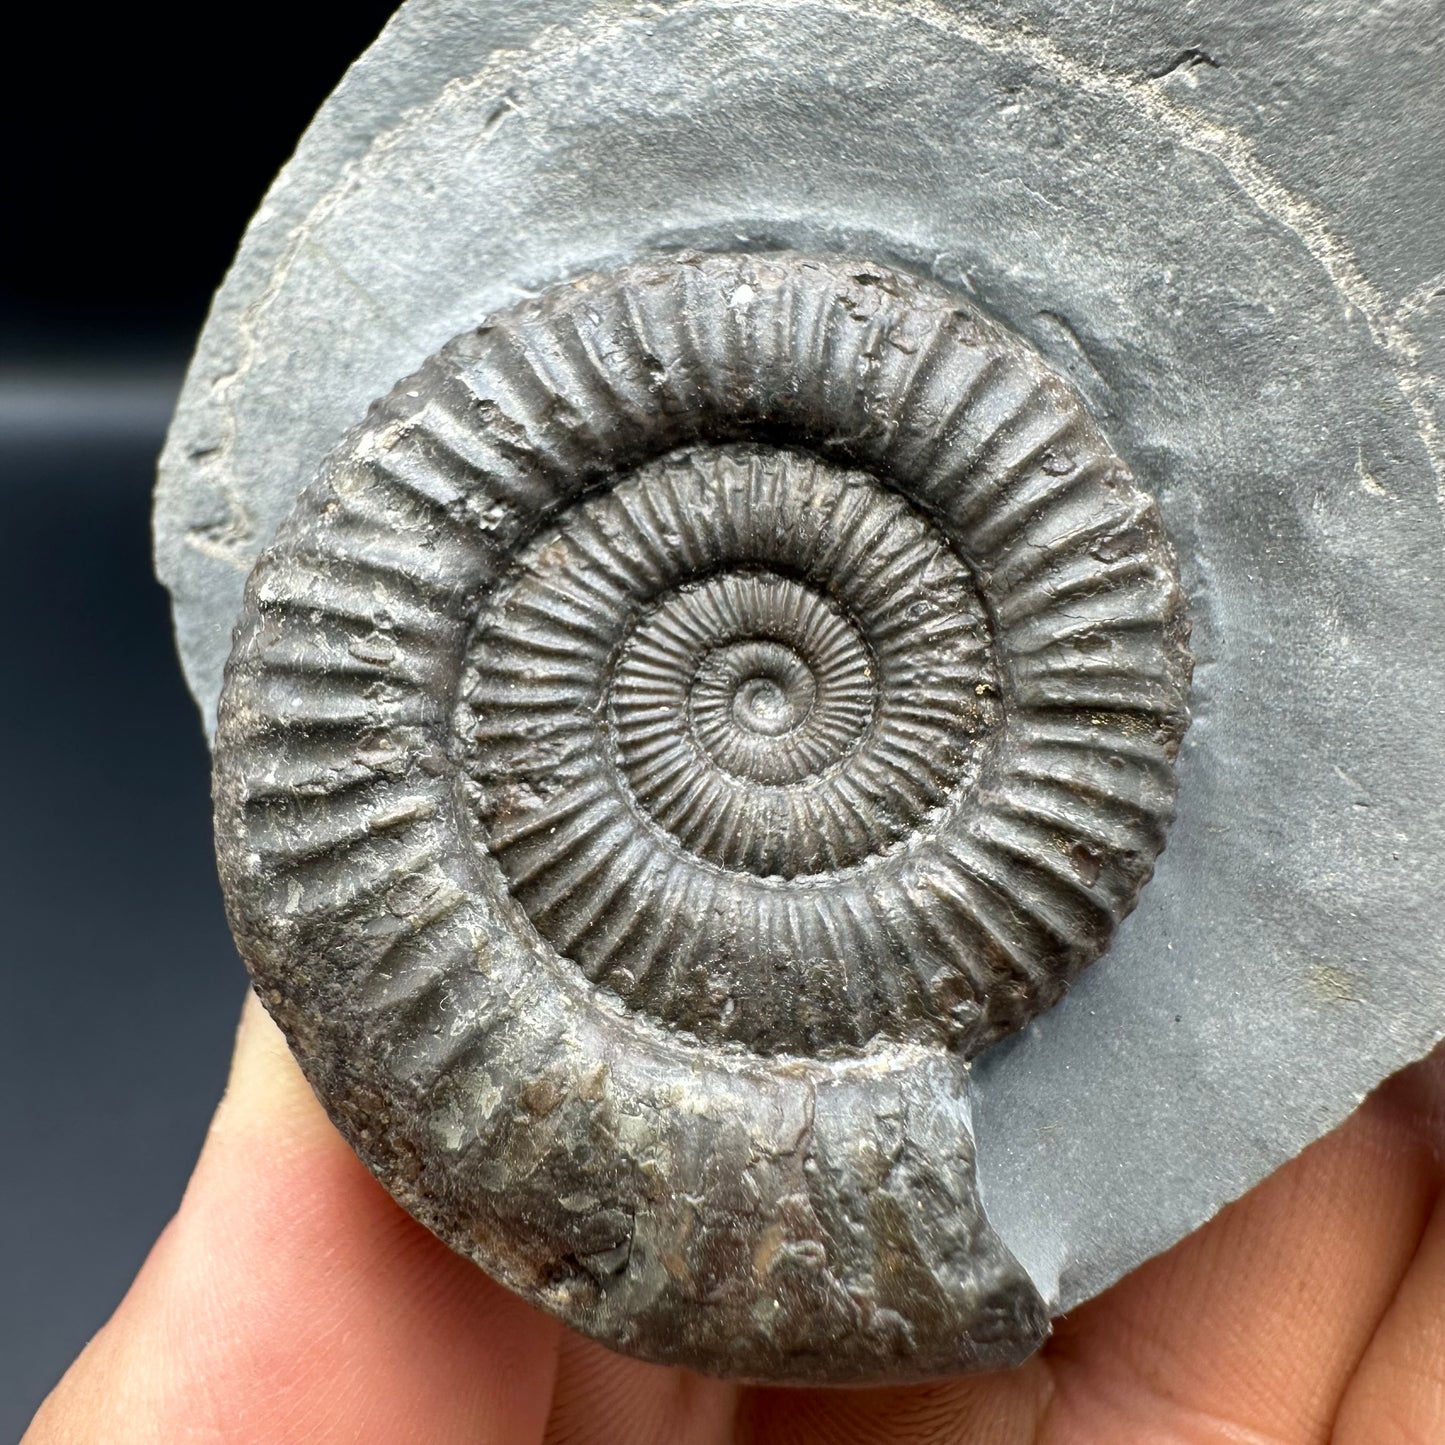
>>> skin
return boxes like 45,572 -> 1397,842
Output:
25,994 -> 1445,1445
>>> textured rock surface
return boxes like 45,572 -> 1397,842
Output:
162,0 -> 1445,1378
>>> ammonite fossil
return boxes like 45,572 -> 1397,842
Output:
214,251 -> 1190,1379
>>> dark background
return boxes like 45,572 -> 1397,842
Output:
1,6 -> 400,1435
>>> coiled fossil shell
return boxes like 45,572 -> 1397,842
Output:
214,251 -> 1190,1379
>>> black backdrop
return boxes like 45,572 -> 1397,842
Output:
1,6 -> 399,1434
6,4 -> 399,355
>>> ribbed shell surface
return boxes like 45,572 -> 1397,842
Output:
213,251 -> 1190,1380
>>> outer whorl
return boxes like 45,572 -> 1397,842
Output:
213,252 -> 1191,1379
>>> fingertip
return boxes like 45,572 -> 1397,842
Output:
169,990 -> 563,1441
31,987 -> 562,1444
203,989 -> 337,1156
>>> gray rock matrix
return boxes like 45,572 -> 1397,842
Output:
161,0 -> 1445,1384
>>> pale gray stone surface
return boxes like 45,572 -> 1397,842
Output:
158,0 -> 1445,1364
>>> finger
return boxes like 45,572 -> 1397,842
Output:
26,991 -> 561,1445
1330,1058 -> 1445,1445
739,1051 -> 1445,1445
736,1365 -> 1052,1445
1043,1059 -> 1444,1442
542,1329 -> 739,1445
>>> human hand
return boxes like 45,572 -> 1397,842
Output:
25,993 -> 1445,1444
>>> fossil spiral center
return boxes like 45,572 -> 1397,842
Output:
616,569 -> 878,833
464,445 -> 996,893
457,440 -> 1008,1043
727,654 -> 806,736
735,674 -> 791,731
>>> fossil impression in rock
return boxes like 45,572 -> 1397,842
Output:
213,251 -> 1191,1379
163,0 -> 1445,1393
